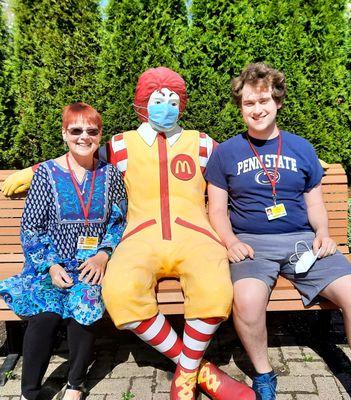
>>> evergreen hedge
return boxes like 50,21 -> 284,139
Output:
0,0 -> 350,177
6,0 -> 101,168
0,5 -> 14,168
96,0 -> 187,138
182,0 -> 351,175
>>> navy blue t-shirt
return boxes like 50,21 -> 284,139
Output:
205,131 -> 324,234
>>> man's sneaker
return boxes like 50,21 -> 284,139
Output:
252,371 -> 277,400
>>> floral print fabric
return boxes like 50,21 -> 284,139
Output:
0,160 -> 126,325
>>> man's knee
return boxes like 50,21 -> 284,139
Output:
233,278 -> 269,322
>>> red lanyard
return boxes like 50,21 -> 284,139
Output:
247,132 -> 282,205
66,154 -> 96,226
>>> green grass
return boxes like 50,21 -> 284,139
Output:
121,392 -> 135,400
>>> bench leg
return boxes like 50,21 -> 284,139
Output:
314,310 -> 332,342
0,321 -> 26,386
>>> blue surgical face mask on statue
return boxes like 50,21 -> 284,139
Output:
147,103 -> 179,131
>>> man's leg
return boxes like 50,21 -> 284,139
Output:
232,278 -> 271,373
319,275 -> 351,348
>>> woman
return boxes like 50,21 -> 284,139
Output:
0,103 -> 126,400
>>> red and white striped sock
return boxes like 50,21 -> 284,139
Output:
179,317 -> 222,371
121,313 -> 182,363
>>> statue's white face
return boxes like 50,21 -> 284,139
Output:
147,88 -> 180,108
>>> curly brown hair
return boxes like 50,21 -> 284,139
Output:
231,63 -> 286,107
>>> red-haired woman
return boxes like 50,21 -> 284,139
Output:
0,103 -> 127,400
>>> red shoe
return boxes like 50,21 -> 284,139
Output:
170,364 -> 198,400
197,361 -> 258,399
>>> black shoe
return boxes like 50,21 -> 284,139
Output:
61,383 -> 88,400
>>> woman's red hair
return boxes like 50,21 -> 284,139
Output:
134,67 -> 187,122
62,102 -> 102,131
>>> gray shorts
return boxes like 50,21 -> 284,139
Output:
230,231 -> 351,306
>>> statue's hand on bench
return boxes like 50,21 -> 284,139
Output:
1,167 -> 34,196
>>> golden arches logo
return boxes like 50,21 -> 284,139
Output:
171,154 -> 196,181
175,160 -> 191,175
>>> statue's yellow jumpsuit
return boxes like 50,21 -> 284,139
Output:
102,129 -> 233,327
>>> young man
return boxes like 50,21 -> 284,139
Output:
205,62 -> 351,400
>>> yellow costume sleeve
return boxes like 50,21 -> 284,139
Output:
1,167 -> 34,196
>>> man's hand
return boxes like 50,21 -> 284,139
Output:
1,167 -> 34,196
313,234 -> 337,259
77,252 -> 109,285
227,240 -> 254,263
49,264 -> 74,289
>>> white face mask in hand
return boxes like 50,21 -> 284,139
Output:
289,241 -> 321,274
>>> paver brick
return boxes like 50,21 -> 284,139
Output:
287,361 -> 331,376
130,377 -> 153,400
278,376 -> 315,392
280,346 -> 303,361
88,378 -> 129,395
111,363 -> 154,379
315,376 -> 343,400
155,369 -> 172,392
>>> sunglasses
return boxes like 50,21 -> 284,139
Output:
67,127 -> 100,136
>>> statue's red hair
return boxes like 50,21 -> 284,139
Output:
134,67 -> 187,121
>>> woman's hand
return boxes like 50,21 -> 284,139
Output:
77,252 -> 109,285
49,264 -> 74,289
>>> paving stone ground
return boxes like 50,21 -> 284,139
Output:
0,311 -> 350,399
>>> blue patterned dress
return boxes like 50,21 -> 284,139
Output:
0,160 -> 127,325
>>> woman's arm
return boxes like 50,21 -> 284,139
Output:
78,167 -> 127,284
20,166 -> 61,274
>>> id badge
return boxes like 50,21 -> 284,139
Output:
76,236 -> 99,261
77,236 -> 99,250
265,203 -> 287,221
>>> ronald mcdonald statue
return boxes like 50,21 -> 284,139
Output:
2,67 -> 257,400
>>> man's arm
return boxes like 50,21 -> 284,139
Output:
304,183 -> 337,258
208,183 -> 254,263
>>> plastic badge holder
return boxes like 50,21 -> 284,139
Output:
294,248 -> 321,274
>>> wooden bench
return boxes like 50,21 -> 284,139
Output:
1,166 -> 350,317
0,165 -> 350,337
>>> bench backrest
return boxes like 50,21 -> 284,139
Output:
0,165 -> 349,315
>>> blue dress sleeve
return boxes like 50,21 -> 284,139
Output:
97,166 -> 127,253
20,165 -> 61,273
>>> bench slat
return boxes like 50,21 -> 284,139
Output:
0,219 -> 21,227
0,254 -> 24,262
0,200 -> 26,209
0,210 -> 22,218
0,236 -> 21,245
267,301 -> 338,311
322,175 -> 348,184
322,184 -> 348,193
323,193 -> 348,202
0,244 -> 22,253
